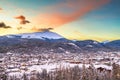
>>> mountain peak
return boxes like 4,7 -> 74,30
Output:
7,31 -> 64,39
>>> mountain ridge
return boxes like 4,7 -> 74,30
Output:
0,31 -> 120,53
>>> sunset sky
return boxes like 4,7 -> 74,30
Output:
0,0 -> 120,41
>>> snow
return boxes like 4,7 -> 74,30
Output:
86,45 -> 93,47
116,61 -> 120,65
94,64 -> 112,70
6,31 -> 63,39
58,47 -> 65,51
20,31 -> 63,39
9,72 -> 23,76
93,41 -> 98,44
7,62 -> 113,77
6,52 -> 13,55
102,40 -> 110,44
6,35 -> 15,38
67,43 -> 80,48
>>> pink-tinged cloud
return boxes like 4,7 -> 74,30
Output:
0,8 -> 2,10
15,15 -> 30,24
34,0 -> 110,28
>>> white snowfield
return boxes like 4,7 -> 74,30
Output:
6,31 -> 64,39
19,31 -> 63,39
7,62 -> 112,77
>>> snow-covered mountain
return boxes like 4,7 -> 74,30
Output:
6,31 -> 64,39
0,31 -> 120,53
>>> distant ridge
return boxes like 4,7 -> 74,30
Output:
0,31 -> 120,53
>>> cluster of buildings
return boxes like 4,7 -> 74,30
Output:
0,51 -> 119,77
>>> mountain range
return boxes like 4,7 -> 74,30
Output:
0,31 -> 119,53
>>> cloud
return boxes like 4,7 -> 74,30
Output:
0,8 -> 2,10
39,28 -> 53,32
0,22 -> 11,28
15,15 -> 30,24
31,27 -> 53,32
17,26 -> 23,30
34,0 -> 110,27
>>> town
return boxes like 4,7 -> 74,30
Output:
0,51 -> 120,80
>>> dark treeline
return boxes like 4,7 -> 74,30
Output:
0,63 -> 120,80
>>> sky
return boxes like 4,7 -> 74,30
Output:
0,0 -> 120,41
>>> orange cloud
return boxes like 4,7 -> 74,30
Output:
34,0 -> 110,27
0,8 -> 2,10
15,15 -> 30,24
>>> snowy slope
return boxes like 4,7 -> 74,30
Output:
101,40 -> 110,44
7,31 -> 64,39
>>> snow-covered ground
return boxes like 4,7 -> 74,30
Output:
7,62 -> 113,77
0,52 -> 119,78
